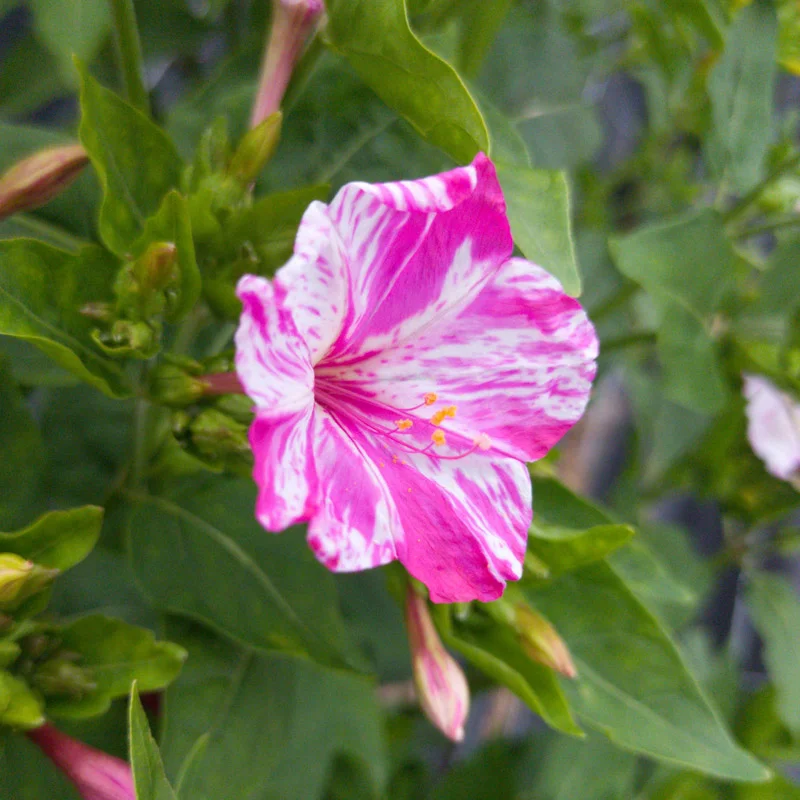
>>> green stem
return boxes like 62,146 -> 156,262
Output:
733,214 -> 800,240
724,153 -> 800,225
109,0 -> 150,115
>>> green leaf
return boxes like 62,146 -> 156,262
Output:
454,0 -> 514,78
77,64 -> 182,256
526,562 -> 769,782
47,615 -> 186,719
0,359 -> 43,529
495,162 -> 581,296
430,740 -> 524,800
433,604 -> 583,737
326,0 -> 489,163
527,521 -> 634,578
0,506 -> 102,571
127,476 -> 356,670
161,619 -> 387,800
746,574 -> 800,736
28,0 -> 111,79
610,209 -> 734,319
132,191 -> 200,323
0,239 -> 131,397
129,683 -> 179,800
708,0 -> 778,193
0,671 -> 46,729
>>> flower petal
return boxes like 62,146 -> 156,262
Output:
743,373 -> 800,481
251,406 -> 318,531
235,274 -> 314,413
305,409 -> 400,571
329,257 -> 598,462
302,153 -> 513,365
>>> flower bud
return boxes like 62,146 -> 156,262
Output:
28,723 -> 135,800
32,655 -> 98,698
229,112 -> 282,184
0,554 -> 59,606
250,0 -> 325,128
148,363 -> 208,407
0,144 -> 88,220
515,603 -> 577,679
405,587 -> 470,742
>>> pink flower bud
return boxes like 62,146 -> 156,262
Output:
405,588 -> 470,741
742,373 -> 800,483
28,723 -> 135,800
0,144 -> 88,221
250,0 -> 325,128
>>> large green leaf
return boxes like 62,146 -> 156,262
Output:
746,574 -> 800,736
47,615 -> 186,719
161,619 -> 387,800
0,506 -> 102,571
0,239 -> 131,396
127,476 -> 355,669
78,65 -> 182,256
708,0 -> 778,193
0,360 -> 43,529
495,162 -> 581,296
526,562 -> 768,782
129,684 -> 179,800
326,0 -> 489,163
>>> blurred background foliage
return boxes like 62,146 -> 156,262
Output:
1,0 -> 800,798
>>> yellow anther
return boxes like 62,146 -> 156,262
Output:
473,433 -> 492,451
430,409 -> 447,425
395,419 -> 413,431
443,405 -> 457,418
423,392 -> 438,406
431,429 -> 446,447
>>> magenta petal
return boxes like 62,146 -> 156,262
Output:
332,257 -> 598,462
235,274 -> 314,413
251,406 -> 317,530
305,410 -> 400,570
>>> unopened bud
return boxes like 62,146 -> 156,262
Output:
0,144 -> 88,220
28,723 -> 135,799
33,656 -> 97,698
229,112 -> 282,184
515,604 -> 577,679
405,587 -> 470,742
0,554 -> 58,606
136,241 -> 178,292
189,408 -> 251,461
149,364 -> 208,407
92,320 -> 158,358
250,0 -> 325,127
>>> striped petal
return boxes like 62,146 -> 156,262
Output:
329,257 -> 598,463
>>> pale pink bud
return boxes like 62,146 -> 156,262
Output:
28,724 -> 135,800
405,588 -> 470,742
0,144 -> 88,220
515,604 -> 577,679
743,373 -> 800,483
250,0 -> 325,128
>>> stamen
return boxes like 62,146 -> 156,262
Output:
423,392 -> 438,406
431,430 -> 446,447
395,419 -> 413,431
430,405 -> 457,426
473,433 -> 492,451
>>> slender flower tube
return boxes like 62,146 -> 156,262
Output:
235,154 -> 598,602
743,373 -> 800,484
405,588 -> 469,741
28,724 -> 134,800
0,144 -> 88,221
250,0 -> 325,128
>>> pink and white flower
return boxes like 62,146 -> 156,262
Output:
235,154 -> 598,602
743,373 -> 800,484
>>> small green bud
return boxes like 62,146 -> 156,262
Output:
0,144 -> 88,220
136,241 -> 178,293
149,363 -> 208,408
0,555 -> 58,607
189,408 -> 251,461
514,604 -> 577,679
32,656 -> 97,698
228,111 -> 283,184
214,394 -> 255,424
92,320 -> 159,358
